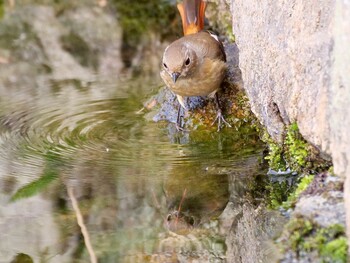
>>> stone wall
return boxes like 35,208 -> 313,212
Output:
230,0 -> 350,247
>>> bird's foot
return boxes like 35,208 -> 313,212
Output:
175,116 -> 189,132
211,110 -> 231,131
175,123 -> 190,132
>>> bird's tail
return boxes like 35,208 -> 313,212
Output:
177,0 -> 207,36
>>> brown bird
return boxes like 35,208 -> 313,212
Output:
160,0 -> 231,131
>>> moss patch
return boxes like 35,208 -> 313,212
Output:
262,123 -> 331,173
187,89 -> 259,134
282,174 -> 314,209
262,123 -> 310,172
280,219 -> 348,263
285,123 -> 309,169
262,134 -> 285,171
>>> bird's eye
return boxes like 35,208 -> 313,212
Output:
163,63 -> 168,69
185,58 -> 190,66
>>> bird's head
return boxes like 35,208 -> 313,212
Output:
162,42 -> 197,83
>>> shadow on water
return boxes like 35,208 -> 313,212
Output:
0,1 -> 285,263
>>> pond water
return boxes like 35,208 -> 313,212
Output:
0,74 -> 274,262
0,3 -> 284,263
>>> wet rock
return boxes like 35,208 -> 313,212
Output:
230,0 -> 350,249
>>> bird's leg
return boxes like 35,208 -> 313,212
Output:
211,93 -> 232,131
176,103 -> 184,131
175,95 -> 189,132
176,103 -> 191,132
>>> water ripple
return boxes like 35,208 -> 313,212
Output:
0,98 -> 139,162
0,92 -> 263,176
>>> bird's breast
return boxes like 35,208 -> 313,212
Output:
161,58 -> 227,97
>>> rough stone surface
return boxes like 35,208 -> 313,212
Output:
230,0 -> 350,249
0,5 -> 122,87
294,193 -> 345,227
231,0 -> 334,147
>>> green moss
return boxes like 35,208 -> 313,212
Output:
266,180 -> 294,209
259,128 -> 285,170
266,173 -> 314,210
261,123 -> 333,210
328,166 -> 335,176
307,224 -> 348,263
266,140 -> 285,170
111,0 -> 180,43
281,220 -> 348,263
285,123 -> 309,170
261,123 -> 312,172
321,237 -> 348,262
282,174 -> 314,209
187,89 -> 259,133
286,218 -> 314,251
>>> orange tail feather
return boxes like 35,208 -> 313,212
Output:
177,0 -> 207,36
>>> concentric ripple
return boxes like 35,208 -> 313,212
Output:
0,94 -> 153,166
0,86 -> 264,178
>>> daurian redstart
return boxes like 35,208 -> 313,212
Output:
160,0 -> 230,131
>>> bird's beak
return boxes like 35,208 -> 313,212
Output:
172,72 -> 180,83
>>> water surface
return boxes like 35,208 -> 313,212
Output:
0,75 -> 268,262
0,2 -> 279,262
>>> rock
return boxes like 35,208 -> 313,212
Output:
59,6 -> 123,80
230,0 -> 350,249
0,4 -> 123,89
231,0 -> 335,146
294,193 -> 345,228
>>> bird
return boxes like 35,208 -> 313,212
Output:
160,0 -> 231,131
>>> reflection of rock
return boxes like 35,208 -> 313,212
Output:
226,204 -> 285,263
0,194 -> 75,263
221,155 -> 286,262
